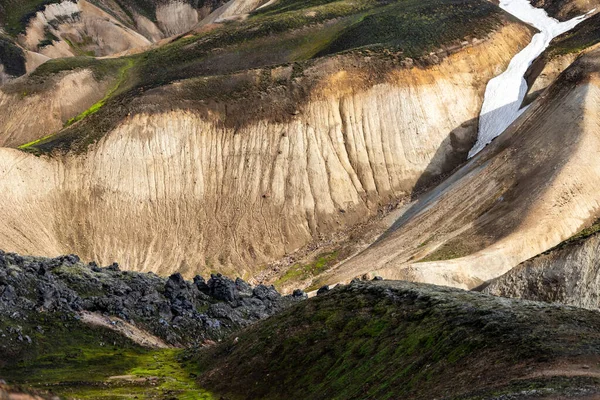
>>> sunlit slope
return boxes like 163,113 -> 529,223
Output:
0,0 -> 532,277
324,49 -> 600,289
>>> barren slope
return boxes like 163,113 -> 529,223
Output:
0,0 -> 532,278
322,48 -> 600,289
482,221 -> 600,310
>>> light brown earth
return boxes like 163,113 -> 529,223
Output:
80,311 -> 172,349
0,23 -> 532,278
320,48 -> 600,289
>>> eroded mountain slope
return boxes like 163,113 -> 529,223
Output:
482,221 -> 600,310
0,0 -> 532,278
0,0 -> 233,82
321,48 -> 600,289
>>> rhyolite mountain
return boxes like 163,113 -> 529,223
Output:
0,0 -> 533,281
2,0 -> 600,398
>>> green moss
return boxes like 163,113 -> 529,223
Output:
275,251 -> 339,289
317,0 -> 501,57
191,281 -> 600,399
19,58 -> 135,152
64,58 -> 135,127
417,240 -> 471,262
0,313 -> 215,399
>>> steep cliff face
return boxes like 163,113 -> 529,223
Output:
0,20 -> 532,277
483,229 -> 600,310
323,49 -> 600,289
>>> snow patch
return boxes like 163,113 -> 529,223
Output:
469,0 -> 592,157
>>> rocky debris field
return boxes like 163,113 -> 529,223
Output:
0,250 -> 305,348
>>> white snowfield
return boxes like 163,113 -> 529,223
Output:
469,0 -> 592,157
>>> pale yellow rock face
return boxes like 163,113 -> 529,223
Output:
18,0 -> 151,58
0,70 -> 111,147
0,24 -> 531,278
155,2 -> 199,37
328,50 -> 600,289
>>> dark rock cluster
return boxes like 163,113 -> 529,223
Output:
0,251 -> 306,346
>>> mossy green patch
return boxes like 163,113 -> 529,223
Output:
417,240 -> 472,262
0,313 -> 215,399
64,58 -> 135,127
275,251 -> 339,289
191,281 -> 600,399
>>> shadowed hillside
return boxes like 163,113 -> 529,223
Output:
192,280 -> 600,399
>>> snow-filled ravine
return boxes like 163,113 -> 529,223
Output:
469,0 -> 592,157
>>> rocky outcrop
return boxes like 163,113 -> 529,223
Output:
483,232 -> 600,310
323,48 -> 600,289
0,250 -> 304,348
0,384 -> 58,400
0,23 -> 533,278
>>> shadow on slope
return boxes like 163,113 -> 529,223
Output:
318,52 -> 600,287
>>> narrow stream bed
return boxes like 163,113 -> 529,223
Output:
469,0 -> 591,157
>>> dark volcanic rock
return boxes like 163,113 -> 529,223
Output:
0,251 -> 303,347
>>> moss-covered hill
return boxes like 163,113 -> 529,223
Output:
191,280 -> 600,400
9,0 -> 507,154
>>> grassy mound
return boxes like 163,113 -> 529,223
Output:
191,281 -> 600,399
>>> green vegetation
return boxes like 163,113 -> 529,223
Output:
0,313 -> 215,399
417,239 -> 472,262
13,0 -> 505,155
546,13 -> 600,58
64,58 -> 135,127
30,56 -> 128,81
17,57 -> 134,153
318,0 -> 500,57
191,281 -> 600,399
275,251 -> 339,289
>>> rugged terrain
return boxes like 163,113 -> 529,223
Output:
192,280 -> 600,399
0,0 -> 233,80
318,45 -> 600,289
482,220 -> 600,310
0,0 -> 534,280
0,250 -> 304,398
